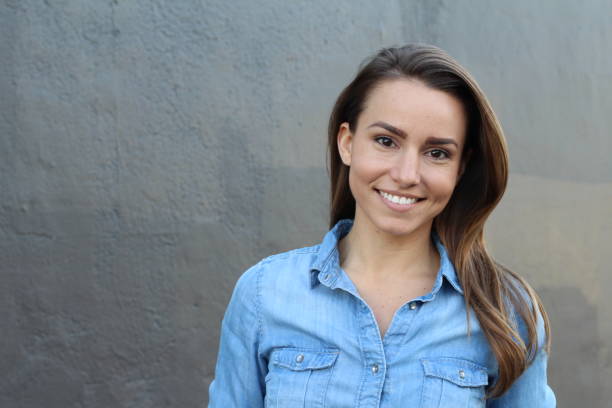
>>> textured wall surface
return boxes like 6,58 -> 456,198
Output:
1,0 -> 610,407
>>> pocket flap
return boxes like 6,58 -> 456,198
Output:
271,348 -> 339,371
421,358 -> 488,387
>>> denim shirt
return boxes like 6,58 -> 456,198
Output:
208,219 -> 555,407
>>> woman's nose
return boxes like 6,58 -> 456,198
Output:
390,152 -> 420,187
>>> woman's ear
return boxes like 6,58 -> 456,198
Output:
337,122 -> 353,166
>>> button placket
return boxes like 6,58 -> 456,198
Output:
354,298 -> 387,406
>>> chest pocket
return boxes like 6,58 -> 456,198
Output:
420,357 -> 489,408
264,347 -> 339,408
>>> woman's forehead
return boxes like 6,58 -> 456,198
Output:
358,79 -> 468,144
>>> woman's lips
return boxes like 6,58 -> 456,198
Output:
376,189 -> 424,212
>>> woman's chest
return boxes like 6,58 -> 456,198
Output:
259,288 -> 496,408
358,284 -> 428,338
263,351 -> 490,408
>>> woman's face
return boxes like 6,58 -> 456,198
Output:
337,78 -> 467,238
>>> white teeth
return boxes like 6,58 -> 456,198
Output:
379,190 -> 418,205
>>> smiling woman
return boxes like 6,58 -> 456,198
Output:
336,79 -> 467,240
208,44 -> 556,407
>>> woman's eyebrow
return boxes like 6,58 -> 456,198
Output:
425,137 -> 458,148
367,121 -> 458,147
367,121 -> 407,138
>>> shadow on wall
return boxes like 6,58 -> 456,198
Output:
539,286 -> 603,407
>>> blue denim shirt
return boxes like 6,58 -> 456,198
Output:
209,219 -> 555,407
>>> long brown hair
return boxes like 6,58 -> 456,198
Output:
327,44 -> 550,398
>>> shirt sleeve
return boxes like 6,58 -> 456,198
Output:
486,348 -> 556,407
208,262 -> 267,407
487,304 -> 556,408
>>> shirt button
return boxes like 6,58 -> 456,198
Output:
371,364 -> 379,374
458,370 -> 465,379
409,302 -> 417,310
295,354 -> 304,363
320,273 -> 329,281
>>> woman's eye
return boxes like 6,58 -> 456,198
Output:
374,136 -> 396,148
427,149 -> 449,160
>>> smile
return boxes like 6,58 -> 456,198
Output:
377,190 -> 423,205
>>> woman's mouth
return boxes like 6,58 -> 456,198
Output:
376,189 -> 424,211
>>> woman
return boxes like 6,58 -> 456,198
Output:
208,44 -> 555,407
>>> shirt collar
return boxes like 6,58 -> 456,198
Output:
309,219 -> 463,295
309,219 -> 353,289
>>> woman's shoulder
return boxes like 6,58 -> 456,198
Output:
255,243 -> 322,276
233,243 -> 324,293
261,243 -> 322,265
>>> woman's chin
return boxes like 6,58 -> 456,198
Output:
370,217 -> 431,238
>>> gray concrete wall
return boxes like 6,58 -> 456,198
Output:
1,1 -> 609,406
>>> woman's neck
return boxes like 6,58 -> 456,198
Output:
338,213 -> 439,282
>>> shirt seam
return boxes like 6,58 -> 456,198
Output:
255,259 -> 264,360
263,245 -> 320,262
